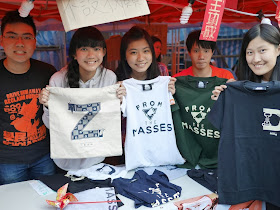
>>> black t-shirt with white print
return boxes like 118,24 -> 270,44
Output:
208,80 -> 280,207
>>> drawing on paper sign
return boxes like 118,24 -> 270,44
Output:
56,0 -> 150,32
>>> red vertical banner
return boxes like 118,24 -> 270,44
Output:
200,0 -> 226,42
276,0 -> 280,28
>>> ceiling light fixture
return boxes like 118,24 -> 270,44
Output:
19,0 -> 35,17
180,0 -> 195,24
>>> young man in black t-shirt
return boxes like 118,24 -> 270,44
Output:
0,11 -> 56,185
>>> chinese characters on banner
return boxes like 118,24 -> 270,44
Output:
276,0 -> 280,28
56,0 -> 150,32
200,0 -> 226,42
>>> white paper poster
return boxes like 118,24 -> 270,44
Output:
56,0 -> 150,31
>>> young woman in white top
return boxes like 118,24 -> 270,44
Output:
115,26 -> 175,93
39,26 -> 120,171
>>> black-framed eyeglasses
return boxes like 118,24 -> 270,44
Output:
3,34 -> 35,41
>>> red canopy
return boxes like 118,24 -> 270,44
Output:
0,0 -> 278,28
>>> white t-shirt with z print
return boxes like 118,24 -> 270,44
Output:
121,76 -> 185,170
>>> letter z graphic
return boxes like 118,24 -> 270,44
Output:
68,102 -> 103,140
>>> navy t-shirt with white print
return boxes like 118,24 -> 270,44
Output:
208,80 -> 280,207
112,170 -> 181,208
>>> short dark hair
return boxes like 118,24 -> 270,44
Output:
186,30 -> 216,53
236,24 -> 280,82
115,26 -> 160,81
1,10 -> 36,35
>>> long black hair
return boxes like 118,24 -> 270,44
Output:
151,36 -> 162,62
115,26 -> 160,81
236,24 -> 280,82
67,26 -> 107,87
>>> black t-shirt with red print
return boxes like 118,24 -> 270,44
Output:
0,58 -> 56,164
